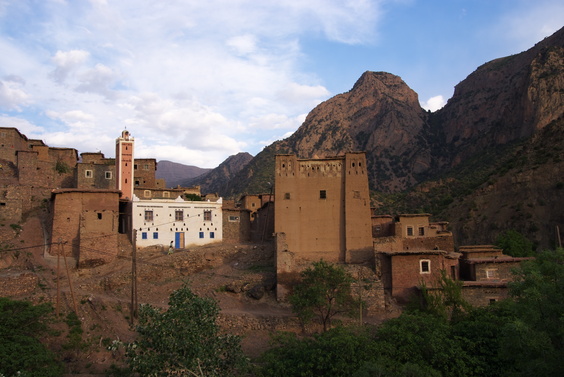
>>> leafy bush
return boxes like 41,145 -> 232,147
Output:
0,298 -> 63,377
127,284 -> 248,376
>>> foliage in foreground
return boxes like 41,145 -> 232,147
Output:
495,229 -> 535,257
289,260 -> 359,332
127,283 -> 249,377
0,298 -> 63,377
259,249 -> 564,377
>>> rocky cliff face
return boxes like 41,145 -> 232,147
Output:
287,71 -> 430,191
436,28 -> 564,166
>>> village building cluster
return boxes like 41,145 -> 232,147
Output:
0,127 -> 531,309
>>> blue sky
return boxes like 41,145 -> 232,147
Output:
0,0 -> 562,168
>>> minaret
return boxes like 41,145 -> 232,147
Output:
115,130 -> 134,200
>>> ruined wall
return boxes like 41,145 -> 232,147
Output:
0,128 -> 29,164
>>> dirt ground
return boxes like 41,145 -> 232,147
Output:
0,215 -> 397,375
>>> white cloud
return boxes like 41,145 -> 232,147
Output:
0,0 -> 384,167
0,115 -> 44,135
50,50 -> 90,83
421,95 -> 446,112
76,63 -> 119,98
45,109 -> 98,133
0,79 -> 29,111
226,34 -> 258,56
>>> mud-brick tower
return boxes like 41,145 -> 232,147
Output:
115,130 -> 134,200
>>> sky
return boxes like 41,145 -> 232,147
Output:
0,0 -> 562,168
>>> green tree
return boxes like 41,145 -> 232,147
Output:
417,270 -> 471,321
495,229 -> 535,257
374,312 -> 475,377
127,284 -> 248,376
289,260 -> 359,332
0,298 -> 63,377
259,327 -> 377,377
497,248 -> 564,376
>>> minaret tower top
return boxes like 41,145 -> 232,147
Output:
115,130 -> 134,200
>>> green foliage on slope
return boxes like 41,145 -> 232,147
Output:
127,284 -> 249,377
0,298 -> 63,377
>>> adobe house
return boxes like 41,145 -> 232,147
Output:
374,214 -> 458,303
240,193 -> 274,221
274,152 -> 373,299
50,189 -> 120,267
77,152 -> 116,190
381,249 -> 460,303
458,245 -> 534,306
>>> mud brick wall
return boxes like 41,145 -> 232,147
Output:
462,285 -> 509,306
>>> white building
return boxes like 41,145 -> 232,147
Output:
132,194 -> 223,249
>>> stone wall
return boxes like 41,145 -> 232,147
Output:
222,208 -> 251,243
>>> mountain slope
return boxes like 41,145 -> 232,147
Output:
220,27 -> 564,199
181,152 -> 254,194
156,160 -> 211,188
435,28 -> 564,165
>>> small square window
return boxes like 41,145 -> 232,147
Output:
144,210 -> 154,222
407,226 -> 414,236
420,260 -> 431,274
144,190 -> 151,198
85,170 -> 93,178
175,210 -> 183,221
105,171 -> 112,179
210,232 -> 215,239
486,269 -> 498,279
203,210 -> 212,221
320,190 -> 327,199
199,232 -> 204,239
418,226 -> 425,236
153,232 -> 158,239
141,232 -> 147,240
284,192 -> 291,200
